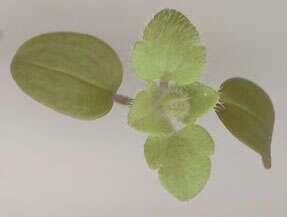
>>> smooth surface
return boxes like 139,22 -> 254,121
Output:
216,78 -> 274,168
0,0 -> 286,216
11,32 -> 123,120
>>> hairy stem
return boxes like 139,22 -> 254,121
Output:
112,93 -> 134,106
113,76 -> 169,106
160,75 -> 169,89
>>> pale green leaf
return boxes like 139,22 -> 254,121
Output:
11,32 -> 123,120
163,82 -> 219,124
161,89 -> 189,106
216,78 -> 275,169
181,82 -> 219,124
128,82 -> 174,136
143,8 -> 200,45
145,125 -> 214,201
132,9 -> 206,84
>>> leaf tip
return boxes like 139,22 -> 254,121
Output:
262,157 -> 271,169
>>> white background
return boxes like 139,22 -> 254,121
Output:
0,0 -> 286,216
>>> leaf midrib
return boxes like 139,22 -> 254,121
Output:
15,58 -> 112,93
223,97 -> 267,127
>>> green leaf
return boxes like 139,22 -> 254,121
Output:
164,82 -> 219,124
216,78 -> 275,169
128,82 -> 174,136
161,89 -> 189,106
145,125 -> 214,201
132,9 -> 206,84
11,32 -> 123,120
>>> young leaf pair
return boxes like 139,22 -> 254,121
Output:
10,8 -> 274,201
128,81 -> 218,201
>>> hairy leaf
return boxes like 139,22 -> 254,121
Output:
181,82 -> 219,124
145,125 -> 214,201
128,82 -> 174,136
163,82 -> 219,124
132,9 -> 206,84
11,32 -> 123,120
216,78 -> 275,169
166,100 -> 191,119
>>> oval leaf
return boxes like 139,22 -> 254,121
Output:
145,125 -> 214,201
216,78 -> 275,169
11,32 -> 123,120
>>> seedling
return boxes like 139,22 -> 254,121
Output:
11,8 -> 275,201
